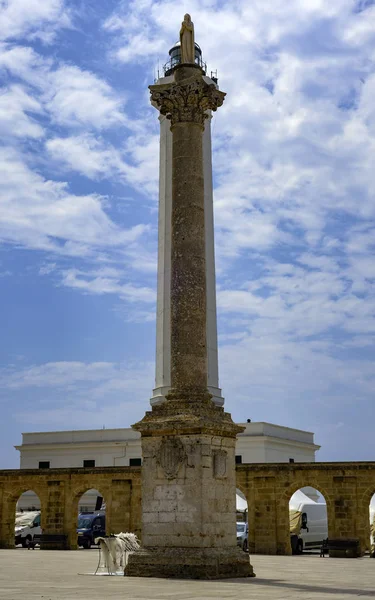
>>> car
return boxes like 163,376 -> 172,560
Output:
77,512 -> 106,549
236,521 -> 248,552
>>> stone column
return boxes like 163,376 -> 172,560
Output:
151,108 -> 224,407
126,64 -> 254,579
41,479 -> 67,550
169,75 -> 208,397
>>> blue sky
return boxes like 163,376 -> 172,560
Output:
1,0 -> 375,468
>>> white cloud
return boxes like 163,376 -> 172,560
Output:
46,134 -> 123,179
102,0 -> 375,247
114,33 -> 165,64
0,45 -> 128,131
103,0 -> 165,63
0,43 -> 53,88
1,360 -> 154,429
45,65 -> 127,130
341,5 -> 375,46
218,251 -> 375,340
61,267 -> 156,304
0,147 -> 149,254
0,41 -> 160,287
0,41 -> 158,291
1,361 -> 116,389
220,332 -> 375,415
0,84 -> 44,138
101,1 -> 375,361
0,0 -> 72,43
39,262 -> 56,276
45,132 -> 159,195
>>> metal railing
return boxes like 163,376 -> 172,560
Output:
163,56 -> 207,77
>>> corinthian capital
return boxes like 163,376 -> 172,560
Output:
150,77 -> 226,129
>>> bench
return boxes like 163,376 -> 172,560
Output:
328,538 -> 360,558
39,534 -> 68,550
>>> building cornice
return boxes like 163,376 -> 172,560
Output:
14,440 -> 140,452
236,435 -> 320,452
15,435 -> 320,453
237,421 -> 315,436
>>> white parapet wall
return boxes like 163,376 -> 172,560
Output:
15,422 -> 321,508
16,422 -> 320,468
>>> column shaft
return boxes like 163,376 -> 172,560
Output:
170,122 -> 207,394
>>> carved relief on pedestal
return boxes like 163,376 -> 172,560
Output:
157,437 -> 186,479
150,79 -> 225,129
213,449 -> 227,479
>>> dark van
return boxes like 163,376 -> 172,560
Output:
77,512 -> 106,549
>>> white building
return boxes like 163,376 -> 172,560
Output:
16,422 -> 320,510
16,422 -> 319,469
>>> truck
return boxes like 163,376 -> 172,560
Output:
15,511 -> 42,547
289,490 -> 327,554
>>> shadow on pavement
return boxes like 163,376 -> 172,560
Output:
220,577 -> 375,597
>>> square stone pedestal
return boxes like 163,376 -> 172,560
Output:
125,399 -> 255,579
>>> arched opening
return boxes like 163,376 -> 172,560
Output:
236,488 -> 248,521
15,490 -> 42,548
289,488 -> 328,555
369,493 -> 375,558
236,488 -> 249,552
76,489 -> 106,550
236,488 -> 248,552
78,488 -> 105,514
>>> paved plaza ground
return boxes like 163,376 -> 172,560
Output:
0,549 -> 374,599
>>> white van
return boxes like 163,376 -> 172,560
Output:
290,490 -> 327,553
15,511 -> 42,547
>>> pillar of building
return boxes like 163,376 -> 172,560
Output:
151,76 -> 224,407
40,479 -> 67,549
126,54 -> 254,579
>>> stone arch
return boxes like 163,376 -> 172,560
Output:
1,483 -> 46,549
358,485 -> 375,524
358,485 -> 375,554
77,488 -> 105,513
278,481 -> 332,556
282,481 -> 332,506
15,490 -> 43,547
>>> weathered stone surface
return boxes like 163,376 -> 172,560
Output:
236,462 -> 375,556
0,467 -> 141,550
133,396 -> 244,437
0,463 -> 375,555
149,64 -> 225,129
157,437 -> 186,479
134,431 -> 239,552
125,547 -> 254,579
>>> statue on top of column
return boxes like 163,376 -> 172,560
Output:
180,14 -> 195,64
